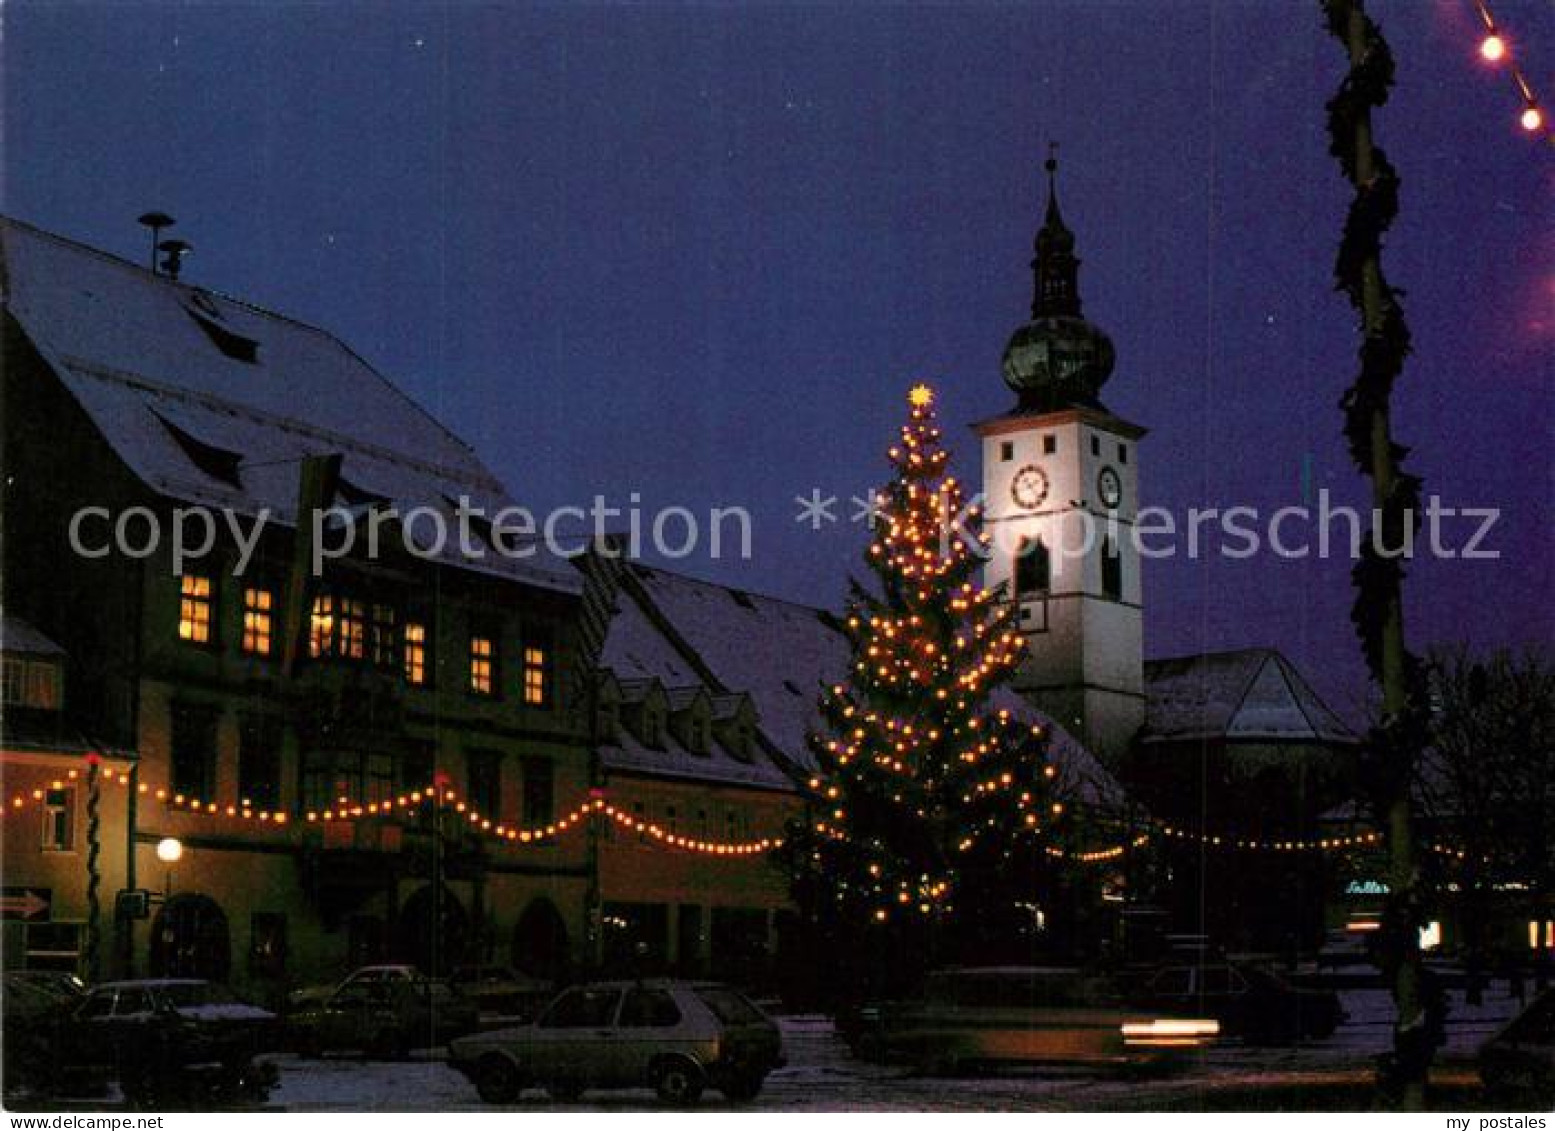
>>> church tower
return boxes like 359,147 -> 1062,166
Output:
978,152 -> 1146,766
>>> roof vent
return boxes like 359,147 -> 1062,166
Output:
137,212 -> 175,273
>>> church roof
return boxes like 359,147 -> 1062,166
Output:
0,216 -> 579,595
1141,648 -> 1356,746
610,564 -> 1124,808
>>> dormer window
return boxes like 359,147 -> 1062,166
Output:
689,715 -> 710,756
1,657 -> 60,710
156,413 -> 243,489
185,292 -> 259,364
597,697 -> 619,742
643,707 -> 664,750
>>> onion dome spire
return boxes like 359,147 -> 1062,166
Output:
1000,144 -> 1116,412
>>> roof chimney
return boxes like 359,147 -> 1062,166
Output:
158,239 -> 192,281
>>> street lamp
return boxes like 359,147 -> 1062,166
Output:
156,837 -> 183,899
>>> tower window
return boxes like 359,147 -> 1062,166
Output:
1118,442 -> 1129,464
1090,434 -> 1101,456
1000,441 -> 1014,462
1015,537 -> 1051,596
309,595 -> 335,658
1043,435 -> 1056,455
1101,536 -> 1123,601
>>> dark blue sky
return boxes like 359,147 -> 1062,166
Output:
6,1 -> 1550,720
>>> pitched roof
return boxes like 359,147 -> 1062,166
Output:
0,216 -> 578,595
612,564 -> 1124,808
0,613 -> 66,657
598,575 -> 798,791
1141,648 -> 1355,745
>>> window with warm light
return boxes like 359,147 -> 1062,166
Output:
309,595 -> 335,658
469,635 -> 495,695
404,622 -> 428,685
339,598 -> 367,660
522,643 -> 549,706
41,787 -> 75,851
241,587 -> 274,655
178,574 -> 213,644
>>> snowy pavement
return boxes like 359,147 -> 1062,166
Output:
260,986 -> 1524,1111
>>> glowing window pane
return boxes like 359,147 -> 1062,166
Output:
241,587 -> 274,655
178,574 -> 213,644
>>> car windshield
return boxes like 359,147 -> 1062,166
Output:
696,987 -> 764,1025
161,982 -> 239,1008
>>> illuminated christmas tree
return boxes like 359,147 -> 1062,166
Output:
786,384 -> 1064,992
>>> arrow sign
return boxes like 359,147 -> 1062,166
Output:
0,888 -> 51,921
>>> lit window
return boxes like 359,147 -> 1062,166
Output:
339,599 -> 366,660
242,587 -> 274,655
42,788 -> 74,851
178,575 -> 213,644
469,636 -> 495,695
404,622 -> 428,686
370,604 -> 397,668
1418,921 -> 1442,951
309,595 -> 335,657
523,644 -> 548,706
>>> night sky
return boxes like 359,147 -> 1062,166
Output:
5,1 -> 1550,722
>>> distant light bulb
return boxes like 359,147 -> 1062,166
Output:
1520,104 -> 1544,132
1480,33 -> 1506,62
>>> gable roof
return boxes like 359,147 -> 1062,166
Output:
1141,648 -> 1355,746
0,216 -> 578,595
0,613 -> 66,657
611,563 -> 1124,809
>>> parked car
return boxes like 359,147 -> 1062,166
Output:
1480,988 -> 1555,1109
450,965 -> 553,1023
1129,961 -> 1343,1045
64,979 -> 278,1105
848,966 -> 1219,1073
449,980 -> 784,1105
286,963 -> 422,1011
288,975 -> 478,1058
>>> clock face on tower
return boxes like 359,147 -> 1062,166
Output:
1010,465 -> 1049,510
1097,466 -> 1123,510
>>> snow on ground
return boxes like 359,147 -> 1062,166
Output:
260,987 -> 1524,1111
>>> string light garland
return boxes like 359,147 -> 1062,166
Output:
1,757 -> 779,857
1469,0 -> 1550,141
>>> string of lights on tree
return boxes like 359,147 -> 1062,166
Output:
1470,0 -> 1550,140
785,384 -> 1066,936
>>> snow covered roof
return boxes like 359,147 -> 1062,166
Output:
1141,648 -> 1356,746
599,575 -> 797,791
607,564 -> 1124,809
0,217 -> 578,595
0,614 -> 66,657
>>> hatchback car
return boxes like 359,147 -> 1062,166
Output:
450,980 -> 784,1104
65,979 -> 278,1105
1480,988 -> 1555,1108
288,975 -> 478,1058
1131,961 -> 1343,1045
856,966 -> 1219,1073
